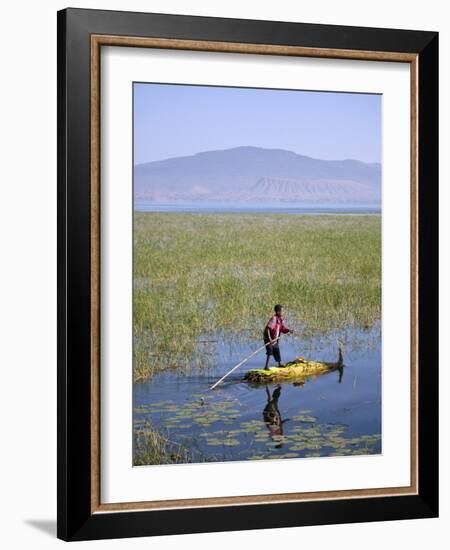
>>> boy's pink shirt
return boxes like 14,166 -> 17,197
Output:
265,314 -> 290,340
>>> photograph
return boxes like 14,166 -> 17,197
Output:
132,82 -> 382,466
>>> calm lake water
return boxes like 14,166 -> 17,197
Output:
134,201 -> 381,215
133,326 -> 381,465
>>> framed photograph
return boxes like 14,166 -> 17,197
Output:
57,8 -> 438,542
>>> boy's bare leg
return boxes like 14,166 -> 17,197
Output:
264,355 -> 271,370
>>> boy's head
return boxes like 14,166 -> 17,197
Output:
274,304 -> 285,318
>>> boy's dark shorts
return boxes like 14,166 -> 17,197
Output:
264,335 -> 281,363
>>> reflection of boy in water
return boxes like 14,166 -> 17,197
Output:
263,385 -> 289,447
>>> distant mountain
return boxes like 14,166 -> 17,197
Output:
134,146 -> 381,204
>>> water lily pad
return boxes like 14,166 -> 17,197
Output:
289,444 -> 307,451
291,414 -> 317,423
222,439 -> 240,446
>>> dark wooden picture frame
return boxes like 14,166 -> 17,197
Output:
57,7 -> 438,542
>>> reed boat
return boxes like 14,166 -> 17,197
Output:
243,346 -> 344,384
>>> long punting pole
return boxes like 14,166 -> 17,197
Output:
209,335 -> 281,390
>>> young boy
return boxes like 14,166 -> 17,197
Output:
263,304 -> 292,370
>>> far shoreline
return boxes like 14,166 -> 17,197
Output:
133,201 -> 381,216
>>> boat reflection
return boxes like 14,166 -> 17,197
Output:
262,365 -> 344,447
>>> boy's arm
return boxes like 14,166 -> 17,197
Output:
266,318 -> 277,341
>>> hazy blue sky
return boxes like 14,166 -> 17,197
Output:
134,83 -> 381,165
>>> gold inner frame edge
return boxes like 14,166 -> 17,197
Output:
90,34 -> 419,514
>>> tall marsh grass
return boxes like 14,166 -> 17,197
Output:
134,213 -> 381,381
133,420 -> 191,466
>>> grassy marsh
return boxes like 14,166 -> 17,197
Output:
133,418 -> 192,466
134,213 -> 381,381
